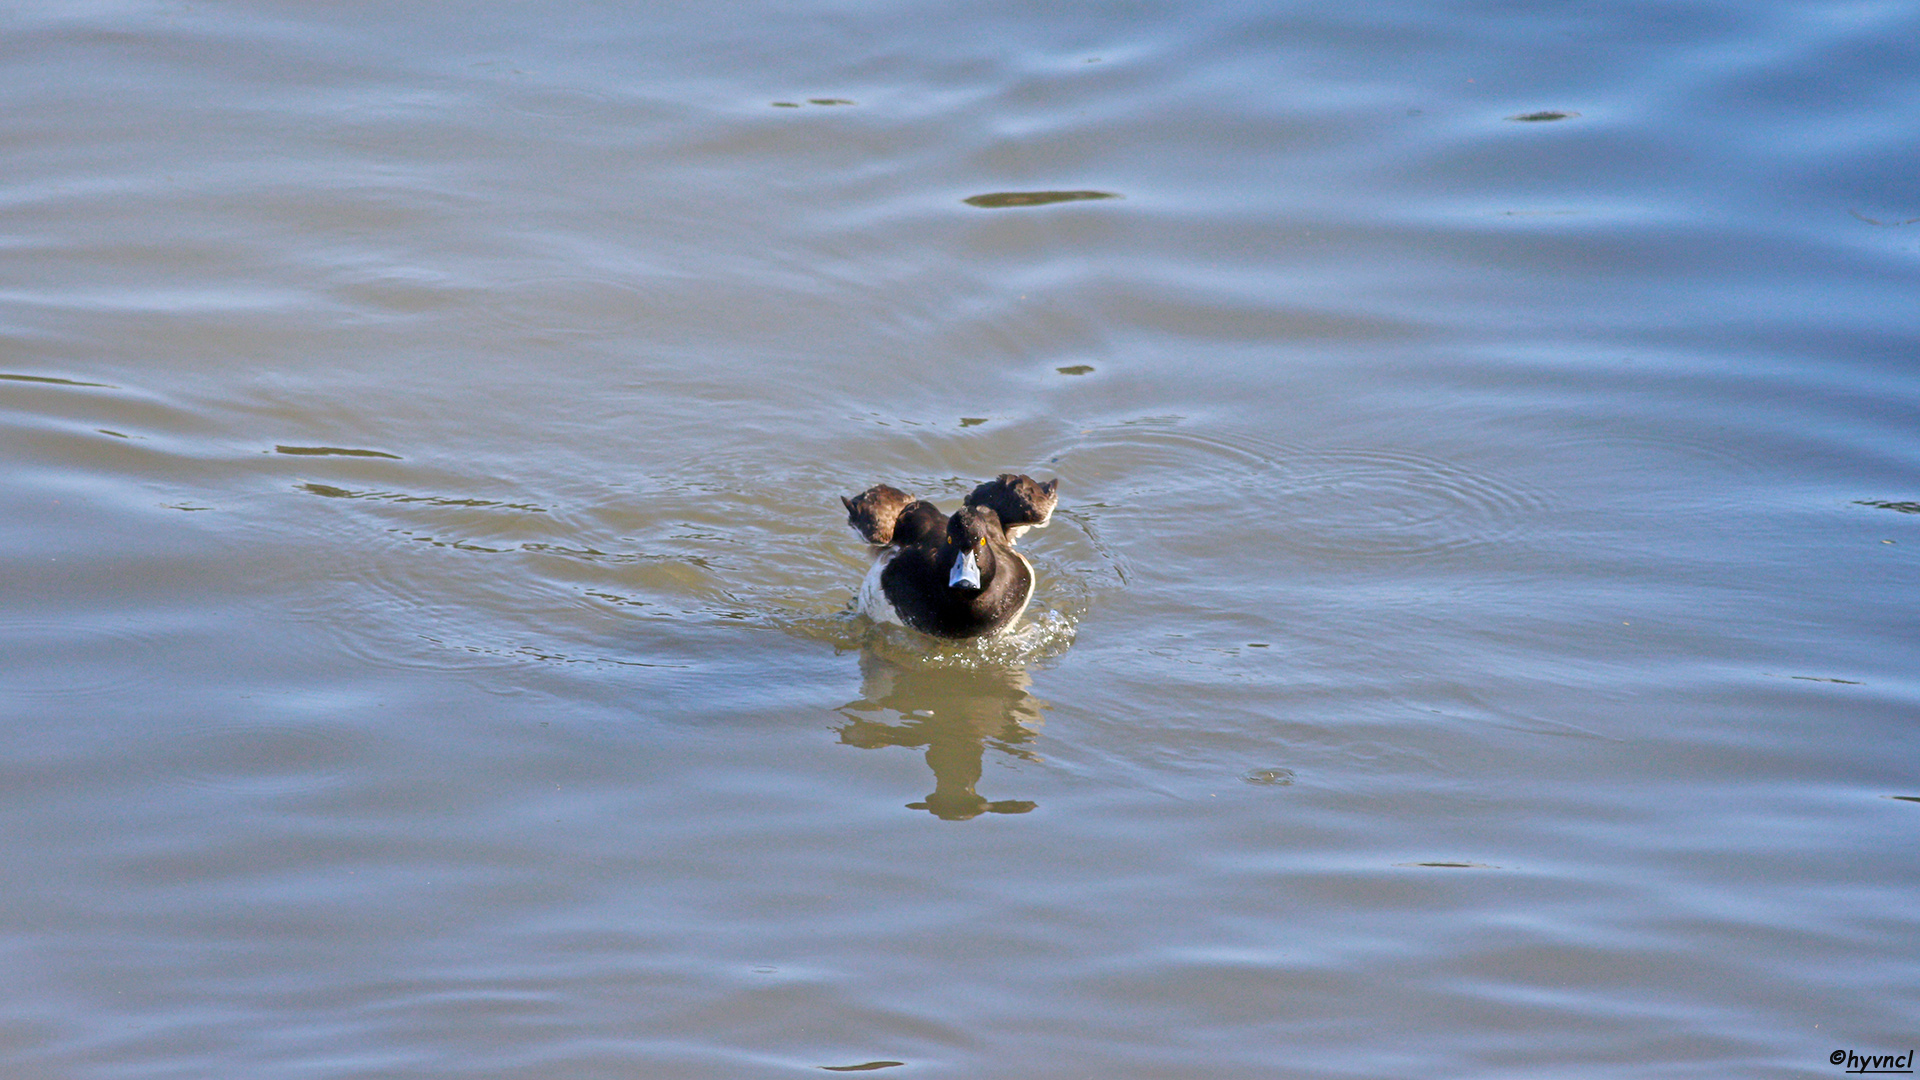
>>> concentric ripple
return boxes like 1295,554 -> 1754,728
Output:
0,620 -> 158,698
1060,421 -> 1549,565
480,276 -> 658,335
1264,448 -> 1552,562
156,718 -> 370,796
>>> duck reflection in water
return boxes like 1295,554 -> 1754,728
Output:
836,651 -> 1045,821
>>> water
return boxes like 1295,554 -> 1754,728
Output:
3,0 -> 1917,1076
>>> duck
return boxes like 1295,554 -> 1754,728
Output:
841,475 -> 1057,640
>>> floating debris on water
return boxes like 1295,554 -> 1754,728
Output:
275,445 -> 402,459
964,189 -> 1120,209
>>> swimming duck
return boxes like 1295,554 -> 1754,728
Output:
855,504 -> 1034,639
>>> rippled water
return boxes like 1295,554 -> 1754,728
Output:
4,0 -> 1917,1076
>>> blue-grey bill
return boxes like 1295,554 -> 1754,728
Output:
949,549 -> 982,589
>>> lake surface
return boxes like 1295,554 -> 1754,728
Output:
3,0 -> 1917,1076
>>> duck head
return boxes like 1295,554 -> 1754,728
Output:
944,506 -> 1006,591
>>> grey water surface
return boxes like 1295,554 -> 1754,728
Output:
3,0 -> 1917,1076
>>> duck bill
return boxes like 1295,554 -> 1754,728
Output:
948,548 -> 982,590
